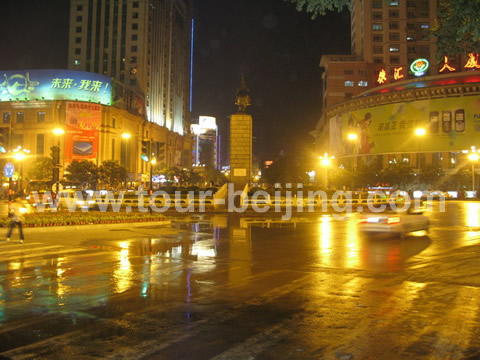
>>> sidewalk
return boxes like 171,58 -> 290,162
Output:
21,220 -> 171,233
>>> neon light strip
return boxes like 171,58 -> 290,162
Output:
190,19 -> 194,112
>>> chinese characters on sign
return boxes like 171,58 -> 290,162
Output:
377,69 -> 387,84
439,56 -> 456,72
464,53 -> 480,69
51,78 -> 107,92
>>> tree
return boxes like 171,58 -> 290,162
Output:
287,0 -> 480,57
98,160 -> 127,189
27,157 -> 53,181
432,0 -> 480,58
352,163 -> 381,189
418,164 -> 444,189
380,163 -> 415,190
285,0 -> 350,17
263,155 -> 309,185
65,160 -> 98,188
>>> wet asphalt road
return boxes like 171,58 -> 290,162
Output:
0,201 -> 479,359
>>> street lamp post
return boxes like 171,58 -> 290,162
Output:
414,127 -> 426,168
121,132 -> 131,190
468,152 -> 479,194
13,151 -> 26,196
150,158 -> 156,192
319,153 -> 334,190
52,128 -> 65,196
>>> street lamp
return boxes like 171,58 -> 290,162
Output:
468,152 -> 479,193
319,153 -> 334,189
52,128 -> 65,196
150,158 -> 157,192
347,133 -> 358,141
414,127 -> 426,137
12,148 -> 29,196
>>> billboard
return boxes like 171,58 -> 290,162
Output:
64,102 -> 101,164
0,69 -> 111,105
336,95 -> 480,156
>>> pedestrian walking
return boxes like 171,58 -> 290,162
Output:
6,197 -> 28,243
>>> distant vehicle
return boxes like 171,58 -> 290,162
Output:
358,209 -> 429,238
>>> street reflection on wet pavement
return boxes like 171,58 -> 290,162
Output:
0,201 -> 479,359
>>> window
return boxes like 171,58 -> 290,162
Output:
374,57 -> 384,64
421,24 -> 429,29
407,1 -> 415,7
112,118 -> 116,128
131,45 -> 137,52
389,22 -> 399,30
420,11 -> 429,18
132,12 -> 139,19
76,26 -> 82,33
3,112 -> 11,124
75,48 -> 81,55
37,111 -> 45,123
344,69 -> 353,75
76,5 -> 83,11
75,37 -> 81,44
373,24 -> 383,31
408,46 -> 416,53
389,10 -> 399,18
407,23 -> 416,30
111,139 -> 115,161
407,35 -> 415,41
407,11 -> 415,18
389,0 -> 399,5
358,69 -> 366,75
389,46 -> 399,52
373,34 -> 383,42
130,56 -> 137,63
74,59 -> 81,66
16,112 -> 24,123
358,81 -> 368,87
373,46 -> 383,54
390,56 -> 400,64
131,34 -> 138,41
76,15 -> 82,22
372,0 -> 383,9
389,33 -> 400,41
133,1 -> 139,8
132,23 -> 138,30
373,12 -> 382,20
344,81 -> 354,87
36,134 -> 44,155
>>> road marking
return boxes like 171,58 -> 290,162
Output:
0,247 -> 88,261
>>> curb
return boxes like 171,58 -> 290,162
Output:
21,220 -> 172,233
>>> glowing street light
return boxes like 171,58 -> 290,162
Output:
53,128 -> 65,135
121,132 -> 131,139
414,127 -> 426,137
13,152 -> 25,161
347,133 -> 358,141
319,153 -> 334,189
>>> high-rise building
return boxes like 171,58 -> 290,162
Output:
314,0 -> 438,150
191,116 -> 220,169
68,0 -> 192,135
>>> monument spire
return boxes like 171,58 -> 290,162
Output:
234,74 -> 251,113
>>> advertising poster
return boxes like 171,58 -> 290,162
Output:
65,102 -> 101,165
0,69 -> 111,105
339,95 -> 480,156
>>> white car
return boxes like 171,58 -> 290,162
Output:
358,210 -> 429,238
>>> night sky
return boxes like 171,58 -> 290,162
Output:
0,0 -> 351,163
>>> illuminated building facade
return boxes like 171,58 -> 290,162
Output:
313,0 -> 438,148
0,69 -> 191,185
67,0 -> 193,135
191,116 -> 220,169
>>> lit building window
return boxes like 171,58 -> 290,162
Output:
74,59 -> 81,66
373,24 -> 383,30
421,24 -> 429,29
407,36 -> 414,41
389,46 -> 399,52
389,0 -> 399,5
358,81 -> 368,87
344,81 -> 354,87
